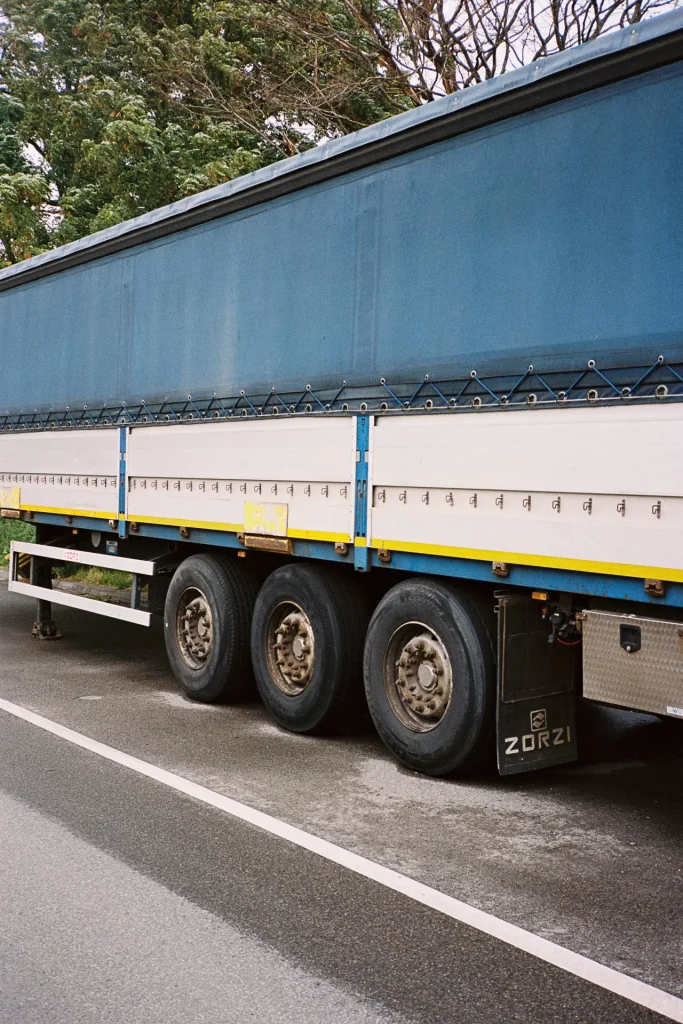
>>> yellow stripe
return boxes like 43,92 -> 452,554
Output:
354,537 -> 367,548
370,537 -> 683,584
22,505 -> 116,521
130,514 -> 242,532
288,528 -> 350,543
128,517 -> 348,544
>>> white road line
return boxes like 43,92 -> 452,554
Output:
1,697 -> 681,1022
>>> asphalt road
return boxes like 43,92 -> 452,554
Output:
0,585 -> 681,1023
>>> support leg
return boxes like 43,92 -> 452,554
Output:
30,556 -> 61,640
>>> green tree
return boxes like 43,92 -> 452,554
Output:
0,0 -> 411,264
142,0 -> 413,148
0,92 -> 51,262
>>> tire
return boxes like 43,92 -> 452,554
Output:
250,563 -> 370,733
164,554 -> 258,702
363,578 -> 495,776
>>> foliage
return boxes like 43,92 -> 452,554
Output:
0,0 -> 678,265
0,0 -> 411,264
143,1 -> 413,146
0,91 -> 51,261
0,517 -> 34,559
55,564 -> 133,588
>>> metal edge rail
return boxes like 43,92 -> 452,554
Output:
1,357 -> 682,434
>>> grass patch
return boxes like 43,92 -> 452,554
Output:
56,566 -> 133,590
0,518 -> 35,560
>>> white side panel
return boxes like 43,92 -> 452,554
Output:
127,418 -> 356,540
370,406 -> 683,578
371,404 -> 683,496
0,429 -> 119,516
127,418 -> 354,480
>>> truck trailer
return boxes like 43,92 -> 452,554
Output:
1,12 -> 682,776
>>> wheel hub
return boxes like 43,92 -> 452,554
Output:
390,628 -> 452,730
417,661 -> 437,691
270,607 -> 315,695
176,589 -> 214,669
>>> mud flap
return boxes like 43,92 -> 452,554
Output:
496,593 -> 578,775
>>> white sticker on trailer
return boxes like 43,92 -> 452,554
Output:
666,706 -> 683,717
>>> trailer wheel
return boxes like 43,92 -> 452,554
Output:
363,578 -> 495,776
164,554 -> 258,702
251,564 -> 369,733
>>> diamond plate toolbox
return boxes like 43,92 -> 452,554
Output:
582,610 -> 683,717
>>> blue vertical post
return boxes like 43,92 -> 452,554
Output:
354,416 -> 370,571
118,426 -> 127,539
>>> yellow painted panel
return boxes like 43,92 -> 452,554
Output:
1,488 -> 21,509
244,501 -> 288,537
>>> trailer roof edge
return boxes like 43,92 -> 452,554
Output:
2,10 -> 683,292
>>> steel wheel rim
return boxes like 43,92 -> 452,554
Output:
176,587 -> 214,670
384,621 -> 453,732
266,601 -> 316,696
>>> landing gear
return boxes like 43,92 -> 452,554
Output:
30,554 -> 61,640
